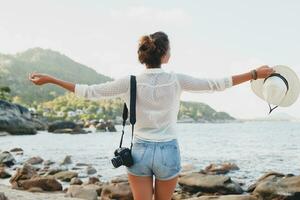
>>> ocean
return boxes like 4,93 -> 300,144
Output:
1,121 -> 299,189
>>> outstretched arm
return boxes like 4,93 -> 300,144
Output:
232,65 -> 274,86
176,65 -> 275,92
29,72 -> 75,91
28,72 -> 130,100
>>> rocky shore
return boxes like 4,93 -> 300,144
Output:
0,100 -> 117,136
0,149 -> 299,200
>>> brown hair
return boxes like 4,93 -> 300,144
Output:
138,31 -> 169,68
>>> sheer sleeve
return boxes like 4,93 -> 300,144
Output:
74,75 -> 130,100
175,73 -> 233,93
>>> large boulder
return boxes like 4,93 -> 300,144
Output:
9,163 -> 37,186
0,100 -> 46,135
250,172 -> 300,200
18,177 -> 62,191
178,172 -> 243,195
48,120 -> 88,134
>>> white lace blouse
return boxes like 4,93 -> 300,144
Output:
74,68 -> 233,142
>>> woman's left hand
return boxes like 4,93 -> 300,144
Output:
256,65 -> 275,79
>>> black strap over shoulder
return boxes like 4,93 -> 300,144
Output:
119,75 -> 136,150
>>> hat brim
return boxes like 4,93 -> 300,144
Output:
251,65 -> 300,107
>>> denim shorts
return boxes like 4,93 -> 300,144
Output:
126,136 -> 182,180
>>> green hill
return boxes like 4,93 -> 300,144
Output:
0,48 -> 235,122
0,48 -> 112,105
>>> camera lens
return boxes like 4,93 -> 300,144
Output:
111,156 -> 123,168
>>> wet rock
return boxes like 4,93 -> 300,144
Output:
201,162 -> 239,175
60,155 -> 72,165
106,120 -> 117,132
70,177 -> 83,185
9,163 -> 37,186
76,162 -> 90,167
96,121 -> 106,132
54,171 -> 78,182
26,156 -> 44,165
251,172 -> 300,200
65,185 -> 98,200
0,192 -> 8,200
43,160 -> 55,166
0,151 -> 16,167
0,100 -> 40,135
86,166 -> 97,175
48,120 -> 88,134
87,177 -> 101,184
0,167 -> 11,178
9,147 -> 23,152
178,172 -> 243,195
101,181 -> 133,200
19,177 -> 62,191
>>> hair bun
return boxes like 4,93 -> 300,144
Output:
139,35 -> 156,52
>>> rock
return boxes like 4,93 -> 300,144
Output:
19,177 -> 62,191
70,177 -> 83,185
54,171 -> 78,182
187,195 -> 258,200
201,162 -> 239,175
251,172 -> 300,200
0,151 -> 16,167
48,120 -> 88,134
96,121 -> 106,132
247,171 -> 285,192
48,120 -> 77,132
106,120 -> 117,132
0,100 -> 39,135
0,131 -> 9,136
43,160 -> 55,166
60,155 -> 72,165
66,185 -> 98,200
178,172 -> 243,195
76,162 -> 90,167
26,156 -> 44,165
101,181 -> 133,200
0,192 -> 8,200
9,147 -> 23,152
87,177 -> 101,184
9,163 -> 37,186
86,166 -> 97,175
0,167 -> 11,178
111,174 -> 128,183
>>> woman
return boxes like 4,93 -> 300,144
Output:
29,31 -> 274,200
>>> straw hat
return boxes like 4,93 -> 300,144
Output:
251,65 -> 300,113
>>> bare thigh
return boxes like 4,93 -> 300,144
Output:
127,173 -> 154,200
154,175 -> 178,200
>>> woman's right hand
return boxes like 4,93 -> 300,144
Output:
28,72 -> 52,85
255,65 -> 275,79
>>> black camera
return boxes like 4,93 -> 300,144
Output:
111,147 -> 134,168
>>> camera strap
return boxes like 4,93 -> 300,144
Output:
119,75 -> 136,150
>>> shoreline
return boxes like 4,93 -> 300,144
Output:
0,184 -> 81,200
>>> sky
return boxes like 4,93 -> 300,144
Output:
0,0 -> 300,119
